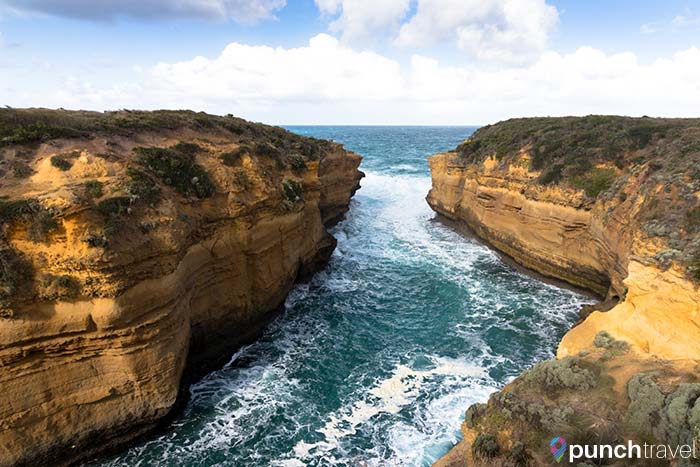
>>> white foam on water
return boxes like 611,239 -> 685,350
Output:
97,167 -> 591,467
282,356 -> 491,466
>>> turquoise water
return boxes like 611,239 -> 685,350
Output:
98,127 -> 590,467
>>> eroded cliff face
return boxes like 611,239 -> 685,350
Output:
0,109 -> 363,466
427,116 -> 700,466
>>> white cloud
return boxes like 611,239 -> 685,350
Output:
396,0 -> 558,64
0,0 -> 286,22
641,11 -> 700,34
4,35 -> 700,125
150,34 -> 404,101
314,0 -> 410,43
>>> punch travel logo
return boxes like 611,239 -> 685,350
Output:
549,437 -> 567,463
548,435 -> 700,464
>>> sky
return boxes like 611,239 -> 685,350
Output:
0,0 -> 699,125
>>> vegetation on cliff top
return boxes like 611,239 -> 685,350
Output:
0,108 -> 334,160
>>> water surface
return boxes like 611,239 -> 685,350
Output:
99,126 -> 590,467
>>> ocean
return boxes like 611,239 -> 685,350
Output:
97,126 -> 591,467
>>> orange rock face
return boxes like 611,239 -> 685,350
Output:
0,110 -> 363,467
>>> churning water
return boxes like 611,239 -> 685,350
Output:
98,127 -> 591,467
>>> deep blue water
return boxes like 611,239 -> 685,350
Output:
98,127 -> 590,467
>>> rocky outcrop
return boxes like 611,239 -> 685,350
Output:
0,109 -> 363,467
427,116 -> 700,466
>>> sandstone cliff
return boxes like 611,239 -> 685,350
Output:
0,109 -> 363,467
427,116 -> 700,466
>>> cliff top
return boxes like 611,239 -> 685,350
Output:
0,108 -> 359,313
442,115 -> 700,284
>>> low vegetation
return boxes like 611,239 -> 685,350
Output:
281,179 -> 303,203
134,144 -> 215,199
83,180 -> 104,199
0,197 -> 58,241
50,154 -> 73,171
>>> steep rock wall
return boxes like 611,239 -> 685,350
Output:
426,116 -> 700,466
0,109 -> 363,466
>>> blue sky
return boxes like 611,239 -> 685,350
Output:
1,0 -> 699,124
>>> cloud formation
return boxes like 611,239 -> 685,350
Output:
314,0 -> 410,43
396,0 -> 558,63
0,0 -> 286,22
3,35 -> 700,124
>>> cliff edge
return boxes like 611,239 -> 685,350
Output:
0,109 -> 363,466
427,116 -> 700,465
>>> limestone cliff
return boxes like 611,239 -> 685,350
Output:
0,109 -> 363,467
427,116 -> 700,466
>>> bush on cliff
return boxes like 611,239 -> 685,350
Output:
83,180 -> 104,199
50,154 -> 73,171
281,179 -> 303,203
521,356 -> 597,391
472,433 -> 500,459
134,145 -> 215,199
570,167 -> 617,198
0,198 -> 58,241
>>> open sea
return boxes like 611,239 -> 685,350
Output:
97,126 -> 590,467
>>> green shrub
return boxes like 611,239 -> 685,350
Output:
465,403 -> 487,428
255,142 -> 281,158
522,357 -> 597,391
685,206 -> 700,233
593,331 -> 629,352
281,179 -> 303,202
538,164 -> 563,185
83,233 -> 108,248
126,168 -> 161,206
472,433 -> 500,459
134,145 -> 215,199
658,383 -> 700,446
50,154 -> 73,171
95,196 -> 131,234
171,142 -> 202,157
0,122 -> 84,146
0,247 -> 31,299
570,167 -> 617,198
625,373 -> 664,438
83,180 -> 104,199
289,154 -> 306,172
507,442 -> 531,466
0,198 -> 57,241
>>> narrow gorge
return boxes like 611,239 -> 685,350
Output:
0,109 -> 362,467
428,116 -> 700,466
3,113 -> 699,467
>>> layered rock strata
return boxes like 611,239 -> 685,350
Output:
0,109 -> 363,466
427,116 -> 700,466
